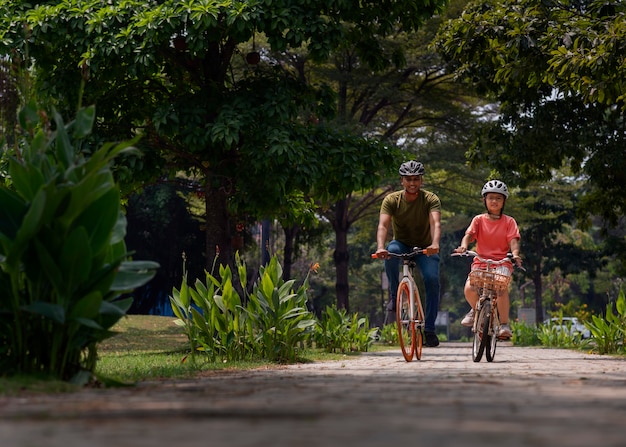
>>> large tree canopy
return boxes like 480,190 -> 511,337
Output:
435,0 -> 626,226
0,0 -> 448,269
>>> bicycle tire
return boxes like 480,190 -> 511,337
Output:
396,281 -> 416,361
486,307 -> 499,362
472,301 -> 491,362
413,284 -> 424,360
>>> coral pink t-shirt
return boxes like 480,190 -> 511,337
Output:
466,214 -> 520,270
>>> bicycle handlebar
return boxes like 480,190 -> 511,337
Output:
451,250 -> 526,271
371,247 -> 439,259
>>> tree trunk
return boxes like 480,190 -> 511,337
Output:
533,263 -> 544,324
282,225 -> 299,281
204,174 -> 232,275
333,198 -> 350,311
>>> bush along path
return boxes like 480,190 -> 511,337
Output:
170,254 -> 378,363
0,103 -> 158,383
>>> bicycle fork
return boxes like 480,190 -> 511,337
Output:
473,294 -> 502,339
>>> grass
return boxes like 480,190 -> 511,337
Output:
1,315 -> 378,395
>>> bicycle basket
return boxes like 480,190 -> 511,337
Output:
469,269 -> 511,291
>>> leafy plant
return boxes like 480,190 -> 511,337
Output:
171,254 -> 317,363
511,321 -> 541,346
0,103 -> 158,382
376,323 -> 399,346
244,256 -> 317,362
586,288 -> 626,355
315,306 -> 377,353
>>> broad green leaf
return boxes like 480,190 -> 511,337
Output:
73,188 -> 120,255
72,105 -> 96,138
0,188 -> 27,239
8,160 -> 45,202
110,260 -> 159,291
60,227 -> 93,292
21,302 -> 65,324
69,291 -> 103,320
53,109 -> 75,169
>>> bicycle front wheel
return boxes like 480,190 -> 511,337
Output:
396,281 -> 416,362
472,301 -> 491,362
486,308 -> 499,362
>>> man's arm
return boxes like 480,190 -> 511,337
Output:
376,213 -> 392,256
428,210 -> 441,254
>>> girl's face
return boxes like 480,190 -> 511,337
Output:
484,192 -> 505,213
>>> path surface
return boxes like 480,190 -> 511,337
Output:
2,342 -> 626,447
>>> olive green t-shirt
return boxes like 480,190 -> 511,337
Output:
380,189 -> 441,247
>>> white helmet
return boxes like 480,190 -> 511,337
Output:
481,180 -> 509,198
398,160 -> 425,176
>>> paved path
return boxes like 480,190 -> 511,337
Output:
2,342 -> 626,447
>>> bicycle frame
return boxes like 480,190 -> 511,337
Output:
373,247 -> 433,361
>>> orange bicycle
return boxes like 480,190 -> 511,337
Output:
372,247 -> 432,361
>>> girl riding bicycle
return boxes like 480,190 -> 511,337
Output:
454,180 -> 522,339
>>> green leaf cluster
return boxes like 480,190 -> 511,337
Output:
0,104 -> 158,382
314,306 -> 377,354
586,288 -> 626,355
170,253 -> 317,363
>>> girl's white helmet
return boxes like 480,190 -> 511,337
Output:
481,180 -> 509,198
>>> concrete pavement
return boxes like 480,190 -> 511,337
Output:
1,342 -> 626,447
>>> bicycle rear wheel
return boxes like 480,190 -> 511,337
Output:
472,301 -> 491,362
396,281 -> 416,361
413,286 -> 424,360
486,309 -> 498,362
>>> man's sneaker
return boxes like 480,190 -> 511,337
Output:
461,309 -> 475,327
498,324 -> 512,339
424,331 -> 440,347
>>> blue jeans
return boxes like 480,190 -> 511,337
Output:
385,240 -> 441,333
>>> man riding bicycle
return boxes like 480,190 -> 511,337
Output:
376,160 -> 442,347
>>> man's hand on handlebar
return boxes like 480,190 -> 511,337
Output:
425,246 -> 439,256
374,248 -> 389,260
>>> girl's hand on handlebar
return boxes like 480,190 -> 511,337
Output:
453,246 -> 467,254
512,255 -> 523,268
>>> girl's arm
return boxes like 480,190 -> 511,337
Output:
510,238 -> 522,266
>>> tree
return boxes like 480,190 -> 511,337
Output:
435,0 -> 626,227
277,0 -> 491,310
1,0 -> 448,277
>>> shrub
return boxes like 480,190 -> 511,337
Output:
586,288 -> 626,355
0,104 -> 158,382
315,306 -> 377,353
170,254 -> 317,363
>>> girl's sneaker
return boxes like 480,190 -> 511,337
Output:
461,309 -> 474,327
498,324 -> 512,339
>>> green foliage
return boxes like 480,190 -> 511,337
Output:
586,288 -> 626,355
170,254 -> 317,363
315,306 -> 377,354
434,0 -> 626,226
536,322 -> 584,349
0,104 -> 158,382
511,321 -> 541,346
376,323 -> 399,346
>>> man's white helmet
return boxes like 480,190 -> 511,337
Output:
398,160 -> 425,176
